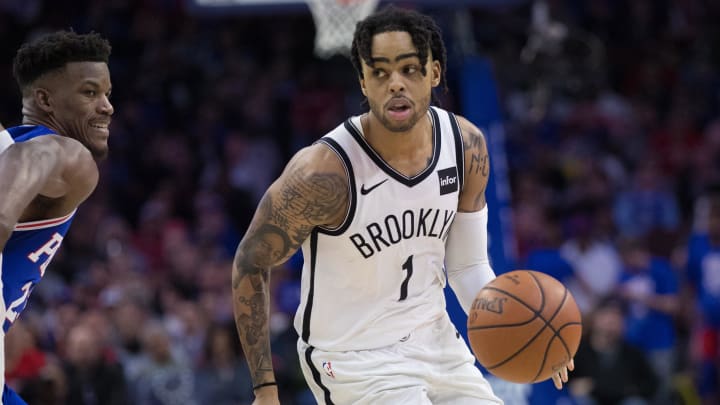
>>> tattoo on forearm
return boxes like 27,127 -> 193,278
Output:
236,295 -> 266,345
231,164 -> 348,386
234,308 -> 273,382
232,252 -> 274,383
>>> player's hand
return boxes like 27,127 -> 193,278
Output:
551,358 -> 574,390
253,385 -> 281,405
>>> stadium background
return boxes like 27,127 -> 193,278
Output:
1,0 -> 720,404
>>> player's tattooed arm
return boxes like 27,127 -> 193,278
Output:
232,144 -> 348,390
456,116 -> 490,212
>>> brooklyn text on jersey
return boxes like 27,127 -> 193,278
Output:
349,208 -> 456,258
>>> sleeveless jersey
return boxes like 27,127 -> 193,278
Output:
294,106 -> 465,351
0,125 -> 76,333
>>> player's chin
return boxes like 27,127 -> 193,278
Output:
383,114 -> 416,133
90,143 -> 110,161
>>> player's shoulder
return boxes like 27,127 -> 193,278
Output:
449,114 -> 487,156
16,132 -> 87,153
279,142 -> 349,196
43,136 -> 97,175
30,136 -> 99,198
3,133 -> 92,167
285,142 -> 348,180
274,142 -> 350,227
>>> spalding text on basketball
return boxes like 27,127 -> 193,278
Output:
471,296 -> 508,314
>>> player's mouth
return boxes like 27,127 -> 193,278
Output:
386,97 -> 413,121
89,121 -> 110,136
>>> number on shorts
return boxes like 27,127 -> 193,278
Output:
399,255 -> 414,301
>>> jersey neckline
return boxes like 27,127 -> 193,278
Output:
344,107 -> 442,188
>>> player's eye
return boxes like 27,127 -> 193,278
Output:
404,65 -> 418,74
84,90 -> 97,97
372,69 -> 386,78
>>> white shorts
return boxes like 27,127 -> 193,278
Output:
298,315 -> 503,405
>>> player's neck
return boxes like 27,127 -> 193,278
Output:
360,112 -> 434,178
361,112 -> 432,158
22,108 -> 59,133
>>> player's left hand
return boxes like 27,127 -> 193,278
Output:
551,358 -> 574,390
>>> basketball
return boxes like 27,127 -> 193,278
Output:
467,270 -> 582,384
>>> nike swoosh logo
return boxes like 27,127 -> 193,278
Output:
360,179 -> 388,195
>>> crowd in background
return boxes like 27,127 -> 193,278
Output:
1,0 -> 720,404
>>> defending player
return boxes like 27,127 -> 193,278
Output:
0,31 -> 113,404
232,6 -> 571,404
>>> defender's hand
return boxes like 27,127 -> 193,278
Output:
551,358 -> 574,390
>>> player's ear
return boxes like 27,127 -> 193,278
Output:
359,76 -> 367,96
32,87 -> 53,114
430,60 -> 441,88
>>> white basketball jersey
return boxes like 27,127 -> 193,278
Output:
294,106 -> 465,351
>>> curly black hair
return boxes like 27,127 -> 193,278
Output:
13,30 -> 111,91
350,5 -> 448,93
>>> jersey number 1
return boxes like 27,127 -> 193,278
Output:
399,255 -> 414,301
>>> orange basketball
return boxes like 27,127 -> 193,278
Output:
467,270 -> 582,384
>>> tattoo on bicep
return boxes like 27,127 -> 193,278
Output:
470,153 -> 489,176
282,169 -> 347,225
464,129 -> 489,176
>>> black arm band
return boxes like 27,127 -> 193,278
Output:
253,382 -> 278,391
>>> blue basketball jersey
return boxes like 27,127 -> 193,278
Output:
0,125 -> 75,333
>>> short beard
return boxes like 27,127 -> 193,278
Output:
368,99 -> 427,133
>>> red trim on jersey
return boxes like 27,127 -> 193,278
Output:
14,209 -> 76,231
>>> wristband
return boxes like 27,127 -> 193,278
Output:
253,382 -> 278,391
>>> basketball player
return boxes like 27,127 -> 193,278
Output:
232,7 -> 572,404
0,31 -> 113,404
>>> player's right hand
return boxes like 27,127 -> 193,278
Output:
551,358 -> 574,390
253,385 -> 281,405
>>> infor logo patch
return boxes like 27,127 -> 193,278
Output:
438,167 -> 458,195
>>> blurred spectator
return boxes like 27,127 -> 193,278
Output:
524,210 -> 577,284
131,321 -> 198,405
561,201 -> 622,313
5,319 -> 47,394
616,237 -> 680,404
571,298 -> 658,405
686,193 -> 720,404
613,160 -> 680,239
61,322 -> 127,405
109,300 -> 149,386
163,300 -> 209,365
193,190 -> 240,259
195,322 -> 253,404
17,361 -> 67,405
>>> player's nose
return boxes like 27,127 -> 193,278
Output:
98,95 -> 114,116
388,71 -> 405,93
